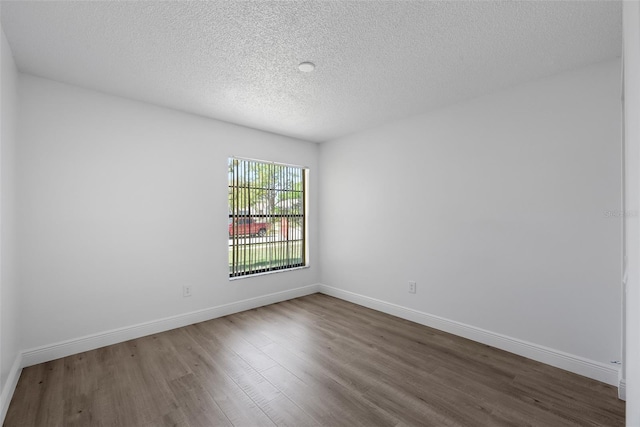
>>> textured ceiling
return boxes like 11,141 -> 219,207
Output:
1,1 -> 622,143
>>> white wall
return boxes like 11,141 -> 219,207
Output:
319,60 -> 622,370
624,0 -> 640,422
0,25 -> 19,415
17,75 -> 319,351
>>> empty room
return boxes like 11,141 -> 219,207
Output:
1,1 -> 640,426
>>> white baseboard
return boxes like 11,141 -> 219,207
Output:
0,353 -> 22,425
10,280 -> 621,420
22,283 -> 320,368
318,284 -> 620,387
618,378 -> 626,400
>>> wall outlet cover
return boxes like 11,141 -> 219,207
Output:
408,281 -> 416,294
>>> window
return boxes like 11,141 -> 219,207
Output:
228,157 -> 307,278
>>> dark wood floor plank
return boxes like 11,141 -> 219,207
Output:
299,295 -> 624,425
4,293 -> 625,426
185,319 -> 322,426
430,365 -> 581,427
225,311 -> 275,349
167,373 -> 233,427
261,340 -> 457,427
212,317 -> 280,372
62,351 -> 101,399
258,393 -> 320,427
5,359 -> 65,427
262,364 -> 397,427
191,325 -> 282,404
253,299 -> 530,427
166,328 -> 277,427
113,339 -> 180,425
294,297 -> 517,384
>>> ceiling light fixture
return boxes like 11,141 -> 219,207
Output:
298,62 -> 315,72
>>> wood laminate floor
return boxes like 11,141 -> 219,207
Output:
5,294 -> 624,426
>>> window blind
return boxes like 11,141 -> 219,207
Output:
228,157 -> 306,278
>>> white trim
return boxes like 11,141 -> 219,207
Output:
22,284 -> 320,367
319,284 -> 621,386
8,281 -> 621,420
231,156 -> 309,170
0,353 -> 22,425
619,378 -> 627,401
229,265 -> 310,281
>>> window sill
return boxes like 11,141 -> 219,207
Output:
228,265 -> 310,281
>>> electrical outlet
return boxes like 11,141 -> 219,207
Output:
183,286 -> 192,297
408,281 -> 416,294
